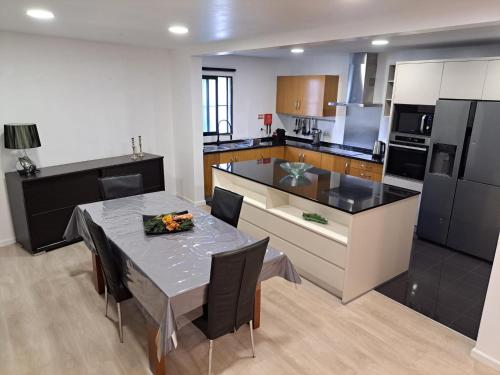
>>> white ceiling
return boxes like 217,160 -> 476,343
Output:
1,0 -> 500,49
234,24 -> 500,58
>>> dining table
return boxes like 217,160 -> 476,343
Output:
64,191 -> 301,374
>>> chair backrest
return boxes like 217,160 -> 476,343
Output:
83,210 -> 129,301
206,237 -> 269,340
98,174 -> 144,200
211,186 -> 244,228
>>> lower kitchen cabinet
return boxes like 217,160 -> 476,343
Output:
320,153 -> 382,182
204,145 -> 383,198
203,153 -> 220,197
285,146 -> 322,167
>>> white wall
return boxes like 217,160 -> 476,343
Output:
0,31 -> 175,246
170,51 -> 205,204
472,234 -> 500,371
201,55 -> 288,141
201,53 -> 352,144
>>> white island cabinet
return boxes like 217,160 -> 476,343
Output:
212,160 -> 419,304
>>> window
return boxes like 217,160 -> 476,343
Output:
202,75 -> 233,136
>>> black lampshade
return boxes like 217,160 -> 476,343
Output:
4,124 -> 41,149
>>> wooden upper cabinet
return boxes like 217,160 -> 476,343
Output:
483,60 -> 500,100
393,62 -> 443,105
276,75 -> 339,117
439,61 -> 488,100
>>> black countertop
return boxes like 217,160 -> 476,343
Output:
203,138 -> 383,164
213,158 -> 419,214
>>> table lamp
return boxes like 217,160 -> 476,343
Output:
4,124 -> 41,176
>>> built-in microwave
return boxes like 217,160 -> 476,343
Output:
393,104 -> 435,136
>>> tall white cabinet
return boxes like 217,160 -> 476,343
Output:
439,60 -> 488,100
483,60 -> 500,100
393,62 -> 443,105
392,57 -> 500,105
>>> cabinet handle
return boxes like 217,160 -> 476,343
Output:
260,153 -> 264,159
298,99 -> 301,110
344,162 -> 349,174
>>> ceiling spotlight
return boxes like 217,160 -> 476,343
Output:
291,48 -> 304,54
372,39 -> 389,46
168,25 -> 189,35
217,52 -> 231,56
26,9 -> 54,20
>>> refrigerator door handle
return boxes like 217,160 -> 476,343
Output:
419,114 -> 427,134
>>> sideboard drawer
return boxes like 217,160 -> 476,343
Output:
102,159 -> 164,191
24,171 -> 101,214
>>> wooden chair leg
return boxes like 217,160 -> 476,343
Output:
148,322 -> 167,375
92,253 -> 105,294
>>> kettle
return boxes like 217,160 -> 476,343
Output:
372,140 -> 386,159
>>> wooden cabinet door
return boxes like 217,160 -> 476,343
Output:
284,146 -> 302,162
269,146 -> 285,159
204,153 -> 220,197
276,76 -> 302,115
236,149 -> 259,162
393,62 -> 443,105
333,156 -> 351,175
302,150 -> 322,168
300,75 -> 325,117
483,60 -> 500,100
349,168 -> 381,181
440,60 -> 488,100
320,154 -> 336,171
218,152 -> 235,163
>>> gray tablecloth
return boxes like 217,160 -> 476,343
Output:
64,191 -> 301,357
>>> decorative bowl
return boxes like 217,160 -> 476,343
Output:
280,162 -> 313,178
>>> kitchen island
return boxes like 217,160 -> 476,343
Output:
212,158 -> 419,303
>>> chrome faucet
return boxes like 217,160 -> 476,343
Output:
216,120 -> 232,145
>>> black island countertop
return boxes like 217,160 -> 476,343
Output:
203,137 -> 384,164
213,158 -> 419,214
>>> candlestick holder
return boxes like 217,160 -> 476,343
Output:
131,137 -> 138,160
138,135 -> 144,158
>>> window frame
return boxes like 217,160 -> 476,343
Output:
202,74 -> 233,136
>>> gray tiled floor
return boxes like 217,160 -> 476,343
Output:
376,237 -> 492,339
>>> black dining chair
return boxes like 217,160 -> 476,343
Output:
97,174 -> 144,200
211,186 -> 244,228
193,237 -> 269,375
83,210 -> 132,343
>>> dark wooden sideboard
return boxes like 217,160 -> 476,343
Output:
5,153 -> 164,254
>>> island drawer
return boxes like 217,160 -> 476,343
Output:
241,202 -> 347,268
239,219 -> 345,296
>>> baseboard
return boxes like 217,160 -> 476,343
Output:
471,348 -> 500,371
0,237 -> 16,247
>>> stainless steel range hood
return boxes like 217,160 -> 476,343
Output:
328,53 -> 381,107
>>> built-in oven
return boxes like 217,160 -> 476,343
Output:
393,104 -> 435,136
386,134 -> 430,181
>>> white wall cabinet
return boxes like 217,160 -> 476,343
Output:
439,60 -> 488,100
483,60 -> 500,100
393,62 -> 443,105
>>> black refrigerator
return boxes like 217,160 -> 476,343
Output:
417,100 -> 500,262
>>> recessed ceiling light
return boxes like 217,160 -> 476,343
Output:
168,25 -> 189,35
217,52 -> 231,56
372,39 -> 389,46
26,8 -> 54,20
291,48 -> 304,54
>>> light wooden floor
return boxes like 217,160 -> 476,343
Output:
0,242 -> 498,375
